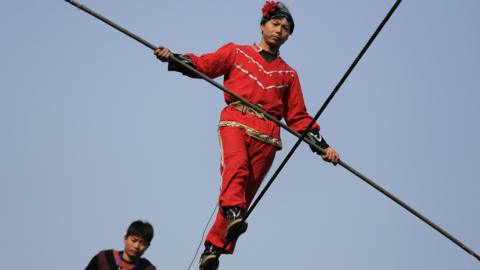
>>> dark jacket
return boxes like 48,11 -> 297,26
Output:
85,250 -> 156,270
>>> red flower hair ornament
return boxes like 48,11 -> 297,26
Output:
262,1 -> 280,17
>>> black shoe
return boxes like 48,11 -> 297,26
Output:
223,206 -> 248,241
199,244 -> 220,270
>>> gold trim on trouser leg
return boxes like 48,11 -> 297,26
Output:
218,121 -> 282,149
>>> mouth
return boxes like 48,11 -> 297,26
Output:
271,36 -> 281,42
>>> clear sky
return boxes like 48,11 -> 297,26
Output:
1,0 -> 479,269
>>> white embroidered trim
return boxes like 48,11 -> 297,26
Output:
235,64 -> 288,90
236,48 -> 295,75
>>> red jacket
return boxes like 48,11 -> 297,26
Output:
186,43 -> 320,147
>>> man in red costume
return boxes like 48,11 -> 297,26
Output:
155,2 -> 339,269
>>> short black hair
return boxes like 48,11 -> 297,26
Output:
126,220 -> 154,244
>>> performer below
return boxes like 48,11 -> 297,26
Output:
155,2 -> 340,269
85,220 -> 156,270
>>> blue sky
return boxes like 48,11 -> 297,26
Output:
1,0 -> 479,269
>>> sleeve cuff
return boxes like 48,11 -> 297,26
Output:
168,54 -> 199,78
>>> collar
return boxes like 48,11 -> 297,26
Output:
252,43 -> 280,56
115,250 -> 140,269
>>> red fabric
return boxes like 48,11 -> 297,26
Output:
186,42 -> 320,135
113,250 -> 136,270
205,121 -> 277,253
186,43 -> 320,253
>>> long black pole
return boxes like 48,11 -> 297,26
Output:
65,0 -> 480,261
64,0 -> 326,153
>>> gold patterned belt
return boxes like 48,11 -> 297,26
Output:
218,120 -> 282,149
229,101 -> 267,120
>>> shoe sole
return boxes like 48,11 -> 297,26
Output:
225,219 -> 248,241
200,254 -> 219,270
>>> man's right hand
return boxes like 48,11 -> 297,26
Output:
154,46 -> 172,62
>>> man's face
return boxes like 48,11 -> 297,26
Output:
123,235 -> 149,260
261,17 -> 291,48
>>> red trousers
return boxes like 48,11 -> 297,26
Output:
205,124 -> 277,253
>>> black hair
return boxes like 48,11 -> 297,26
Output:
126,220 -> 154,244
